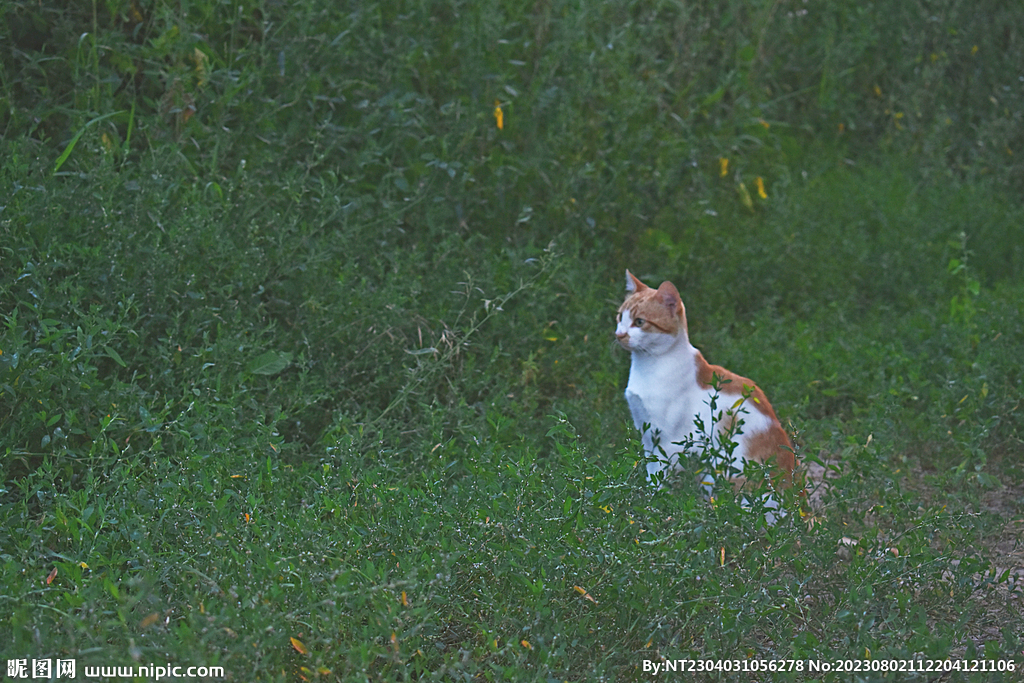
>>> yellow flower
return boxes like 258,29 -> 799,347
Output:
873,85 -> 882,97
971,45 -> 978,56
719,157 -> 729,177
493,100 -> 503,130
755,176 -> 767,200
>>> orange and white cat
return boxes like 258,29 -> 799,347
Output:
616,270 -> 796,518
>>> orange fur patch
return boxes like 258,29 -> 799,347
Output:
697,354 -> 796,486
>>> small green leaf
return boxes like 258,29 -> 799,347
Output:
702,84 -> 726,107
0,351 -> 18,371
104,345 -> 127,368
247,350 -> 293,375
975,472 -> 1000,489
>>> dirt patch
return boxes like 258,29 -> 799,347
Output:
802,452 -> 1024,661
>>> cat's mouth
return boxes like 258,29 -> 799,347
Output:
615,333 -> 631,350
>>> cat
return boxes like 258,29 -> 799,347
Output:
615,270 -> 796,518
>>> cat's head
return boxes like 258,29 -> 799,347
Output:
615,270 -> 688,353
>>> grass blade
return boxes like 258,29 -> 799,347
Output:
53,111 -> 123,174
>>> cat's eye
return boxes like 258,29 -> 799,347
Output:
633,318 -> 645,327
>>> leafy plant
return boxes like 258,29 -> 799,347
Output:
1,0 -> 1022,679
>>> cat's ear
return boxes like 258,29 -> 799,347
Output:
655,280 -> 683,317
625,269 -> 648,294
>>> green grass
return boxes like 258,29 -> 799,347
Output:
2,0 -> 1023,680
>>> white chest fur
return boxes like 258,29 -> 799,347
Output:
625,343 -> 771,487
